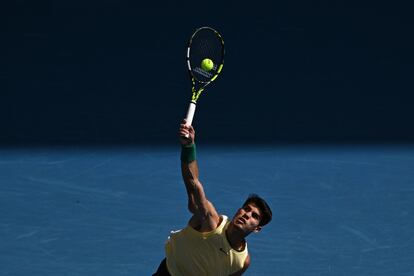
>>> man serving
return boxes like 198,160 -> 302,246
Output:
153,120 -> 272,276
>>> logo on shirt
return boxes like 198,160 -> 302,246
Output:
219,248 -> 229,255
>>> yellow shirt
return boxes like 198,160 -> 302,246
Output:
165,215 -> 248,276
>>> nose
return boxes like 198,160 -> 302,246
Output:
242,212 -> 250,219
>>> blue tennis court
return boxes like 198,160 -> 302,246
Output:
1,145 -> 413,275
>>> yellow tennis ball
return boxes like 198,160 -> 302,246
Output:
201,58 -> 214,72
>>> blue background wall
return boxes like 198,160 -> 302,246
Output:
2,1 -> 414,145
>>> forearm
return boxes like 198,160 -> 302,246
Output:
181,143 -> 199,179
181,160 -> 199,190
181,143 -> 200,192
178,129 -> 220,225
178,121 -> 205,214
181,161 -> 210,216
180,144 -> 204,213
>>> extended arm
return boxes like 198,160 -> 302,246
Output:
179,120 -> 220,231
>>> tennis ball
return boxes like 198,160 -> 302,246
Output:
201,58 -> 214,72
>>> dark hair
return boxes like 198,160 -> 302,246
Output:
242,194 -> 272,226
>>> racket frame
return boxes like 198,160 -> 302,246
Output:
185,26 -> 225,127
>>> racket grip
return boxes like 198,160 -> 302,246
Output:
184,102 -> 196,138
185,102 -> 196,126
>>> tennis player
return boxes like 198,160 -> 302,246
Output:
153,119 -> 272,276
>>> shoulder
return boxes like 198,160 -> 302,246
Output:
189,214 -> 225,233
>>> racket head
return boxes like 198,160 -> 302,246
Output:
186,27 -> 225,84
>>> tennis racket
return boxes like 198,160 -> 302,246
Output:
184,26 -> 225,132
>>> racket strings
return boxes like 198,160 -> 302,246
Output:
189,28 -> 224,83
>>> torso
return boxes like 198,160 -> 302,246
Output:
165,215 -> 249,276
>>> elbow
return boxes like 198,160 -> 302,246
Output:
188,202 -> 197,214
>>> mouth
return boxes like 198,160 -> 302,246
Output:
237,218 -> 246,225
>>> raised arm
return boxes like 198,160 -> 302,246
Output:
179,120 -> 220,231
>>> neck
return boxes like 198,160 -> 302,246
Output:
225,222 -> 247,251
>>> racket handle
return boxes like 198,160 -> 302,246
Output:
184,102 -> 196,138
185,102 -> 196,126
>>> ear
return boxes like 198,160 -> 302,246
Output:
253,226 -> 262,233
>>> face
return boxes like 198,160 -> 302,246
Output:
232,203 -> 263,234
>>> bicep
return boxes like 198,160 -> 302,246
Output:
188,179 -> 219,229
181,161 -> 219,228
192,179 -> 218,217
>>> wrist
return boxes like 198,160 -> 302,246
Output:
182,142 -> 194,148
181,143 -> 196,163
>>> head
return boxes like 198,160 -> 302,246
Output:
231,194 -> 273,235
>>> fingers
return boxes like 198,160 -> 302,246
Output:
179,129 -> 189,137
179,120 -> 190,137
179,119 -> 193,132
179,125 -> 194,135
178,119 -> 195,142
179,124 -> 189,133
181,119 -> 189,128
188,125 -> 195,134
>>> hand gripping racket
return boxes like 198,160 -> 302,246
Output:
184,27 -> 225,134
